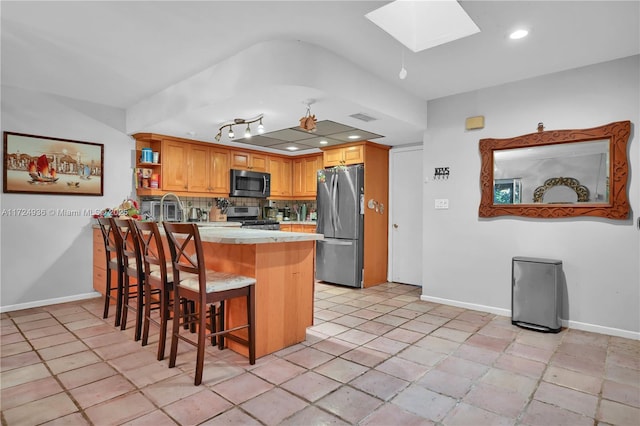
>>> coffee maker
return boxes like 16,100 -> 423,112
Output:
263,200 -> 278,221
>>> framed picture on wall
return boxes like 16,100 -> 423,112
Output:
3,132 -> 104,196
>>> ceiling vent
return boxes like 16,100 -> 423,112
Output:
349,113 -> 378,122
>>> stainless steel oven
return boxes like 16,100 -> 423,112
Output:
230,169 -> 271,198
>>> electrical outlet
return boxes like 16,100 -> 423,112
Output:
434,199 -> 449,209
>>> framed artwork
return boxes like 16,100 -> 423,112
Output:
3,132 -> 104,196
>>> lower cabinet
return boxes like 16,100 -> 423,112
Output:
93,228 -> 107,297
281,223 -> 317,233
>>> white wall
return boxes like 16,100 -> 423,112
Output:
422,55 -> 639,338
1,86 -> 134,310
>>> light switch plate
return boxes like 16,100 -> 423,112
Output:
435,199 -> 449,209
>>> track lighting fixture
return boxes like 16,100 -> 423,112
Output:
214,114 -> 264,141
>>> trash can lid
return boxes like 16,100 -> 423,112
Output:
513,256 -> 562,265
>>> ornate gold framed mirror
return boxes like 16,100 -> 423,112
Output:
479,120 -> 631,219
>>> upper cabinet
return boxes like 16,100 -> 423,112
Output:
188,145 -> 230,194
323,144 -> 364,167
161,139 -> 190,192
230,150 -> 268,172
292,154 -> 323,199
268,156 -> 292,197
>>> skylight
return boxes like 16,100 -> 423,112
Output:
365,0 -> 480,53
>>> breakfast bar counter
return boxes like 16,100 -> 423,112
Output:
93,224 -> 322,359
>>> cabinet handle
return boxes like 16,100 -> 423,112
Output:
393,224 -> 398,229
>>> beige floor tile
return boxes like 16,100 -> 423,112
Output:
315,357 -> 369,383
281,370 -> 342,402
38,340 -> 89,361
521,400 -> 593,426
602,378 -> 640,407
241,387 -> 308,425
200,407 -> 262,425
543,365 -> 603,395
163,388 -> 232,425
84,392 -> 156,426
463,382 -> 529,417
0,376 -> 63,410
56,361 -> 117,389
45,350 -> 101,375
360,402 -> 435,425
1,349 -> 41,371
316,385 -> 383,424
417,369 -> 473,399
533,381 -> 598,417
350,369 -> 409,401
597,398 -> 640,425
211,372 -> 274,404
2,392 -> 78,425
442,402 -> 514,426
283,346 -> 334,369
70,375 -> 135,408
392,384 -> 457,422
281,405 -> 351,426
375,356 -> 430,382
1,362 -> 51,389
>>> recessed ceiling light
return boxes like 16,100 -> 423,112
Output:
319,140 -> 328,145
348,135 -> 360,140
286,146 -> 299,151
509,29 -> 529,40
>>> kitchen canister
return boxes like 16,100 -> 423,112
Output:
141,148 -> 153,163
150,174 -> 159,188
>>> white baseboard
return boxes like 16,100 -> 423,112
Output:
420,294 -> 511,317
0,292 -> 102,313
420,294 -> 639,340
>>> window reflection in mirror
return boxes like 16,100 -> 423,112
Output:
493,139 -> 609,204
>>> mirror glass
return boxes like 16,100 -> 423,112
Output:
493,139 -> 609,204
478,120 -> 630,219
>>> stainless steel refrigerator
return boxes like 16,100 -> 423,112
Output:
316,164 -> 365,287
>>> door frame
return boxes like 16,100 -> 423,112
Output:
387,144 -> 424,284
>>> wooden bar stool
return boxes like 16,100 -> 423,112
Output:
112,218 -> 145,341
96,217 -> 125,327
134,220 -> 175,360
163,222 -> 256,386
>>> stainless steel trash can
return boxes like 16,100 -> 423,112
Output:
512,257 -> 562,333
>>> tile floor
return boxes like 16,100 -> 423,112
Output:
1,282 -> 639,425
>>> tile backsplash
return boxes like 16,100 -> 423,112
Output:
140,196 -> 316,220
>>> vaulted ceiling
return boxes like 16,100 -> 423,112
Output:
2,1 -> 638,153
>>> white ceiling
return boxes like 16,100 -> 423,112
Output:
2,1 -> 638,154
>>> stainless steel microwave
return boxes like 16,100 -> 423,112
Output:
230,169 -> 271,198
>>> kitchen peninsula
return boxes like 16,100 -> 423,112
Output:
93,225 -> 322,358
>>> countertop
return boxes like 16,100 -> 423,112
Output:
93,221 -> 322,244
196,227 -> 323,244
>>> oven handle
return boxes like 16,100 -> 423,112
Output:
263,176 -> 267,195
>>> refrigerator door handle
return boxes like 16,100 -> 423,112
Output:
322,239 -> 354,246
331,172 -> 338,232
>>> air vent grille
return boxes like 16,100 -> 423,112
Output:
349,113 -> 378,122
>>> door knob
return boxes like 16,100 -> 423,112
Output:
393,224 -> 398,228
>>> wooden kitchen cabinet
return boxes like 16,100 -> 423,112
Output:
230,150 -> 268,172
323,144 -> 364,167
291,224 -> 316,233
189,145 -> 230,194
268,156 -> 292,197
161,139 -> 190,192
292,153 -> 323,199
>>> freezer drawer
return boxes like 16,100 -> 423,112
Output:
512,256 -> 563,333
316,239 -> 362,287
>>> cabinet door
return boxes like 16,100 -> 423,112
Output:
324,148 -> 343,167
292,158 -> 304,196
269,156 -> 292,197
210,148 -> 230,194
188,144 -> 210,192
343,145 -> 364,165
303,155 -> 323,196
250,153 -> 268,172
162,140 -> 189,191
230,151 -> 251,170
231,151 -> 268,172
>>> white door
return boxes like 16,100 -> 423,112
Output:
389,146 -> 423,286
